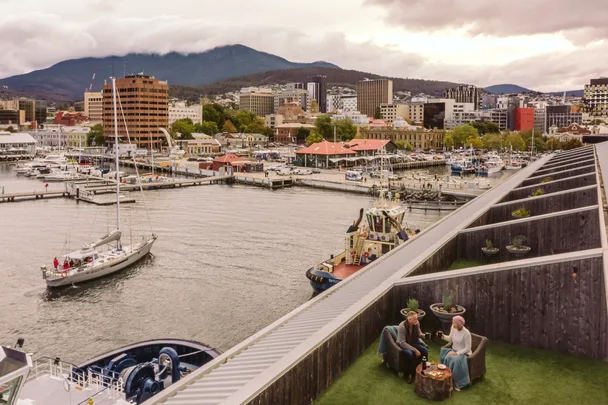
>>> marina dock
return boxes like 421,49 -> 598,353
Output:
144,145 -> 608,405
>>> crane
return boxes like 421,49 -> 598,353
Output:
85,69 -> 97,93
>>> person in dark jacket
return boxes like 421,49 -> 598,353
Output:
397,311 -> 429,383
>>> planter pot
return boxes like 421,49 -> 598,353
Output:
430,304 -> 466,333
481,247 -> 499,257
400,308 -> 426,321
512,214 -> 530,219
506,245 -> 531,257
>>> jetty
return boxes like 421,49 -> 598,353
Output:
144,145 -> 608,405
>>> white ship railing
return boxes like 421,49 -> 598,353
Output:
27,357 -> 124,398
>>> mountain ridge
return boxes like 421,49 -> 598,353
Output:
0,45 -> 339,101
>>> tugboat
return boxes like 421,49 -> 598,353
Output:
0,338 -> 220,405
305,191 -> 417,293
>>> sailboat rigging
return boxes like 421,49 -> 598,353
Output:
40,78 -> 157,287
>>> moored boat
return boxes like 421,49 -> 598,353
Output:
1,338 -> 221,405
305,192 -> 417,293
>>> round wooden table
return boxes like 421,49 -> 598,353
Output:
414,364 -> 453,401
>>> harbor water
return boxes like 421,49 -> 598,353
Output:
0,163 -> 453,363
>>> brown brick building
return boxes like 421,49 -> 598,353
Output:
102,74 -> 169,150
361,127 -> 446,150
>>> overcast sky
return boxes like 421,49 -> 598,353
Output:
1,0 -> 605,91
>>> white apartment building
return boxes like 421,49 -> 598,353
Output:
169,101 -> 202,125
264,114 -> 284,129
443,102 -> 477,130
332,111 -> 370,126
84,91 -> 103,124
380,104 -> 408,123
327,95 -> 358,113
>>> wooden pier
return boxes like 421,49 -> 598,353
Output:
0,190 -> 69,203
234,175 -> 293,189
144,145 -> 608,405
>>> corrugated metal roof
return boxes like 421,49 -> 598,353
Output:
148,154 -> 558,405
0,132 -> 37,144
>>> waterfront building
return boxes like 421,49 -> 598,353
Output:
275,123 -> 315,144
64,126 -> 91,148
346,138 -> 397,156
264,114 -> 284,129
239,88 -> 274,117
169,101 -> 202,124
54,110 -> 88,126
0,132 -> 37,158
584,77 -> 608,118
545,105 -> 583,132
186,138 -> 221,156
357,79 -> 393,117
444,85 -> 481,110
84,91 -> 103,124
208,153 -> 263,172
102,74 -> 169,150
361,127 -> 445,150
28,124 -> 68,147
294,140 -> 356,168
514,107 -> 535,131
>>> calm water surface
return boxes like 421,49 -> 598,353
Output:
0,163 -> 451,362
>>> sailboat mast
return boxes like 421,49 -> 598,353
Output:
112,78 -> 121,238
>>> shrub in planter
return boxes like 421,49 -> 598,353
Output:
512,207 -> 530,218
530,188 -> 544,197
506,235 -> 531,257
430,293 -> 466,332
401,297 -> 426,320
481,238 -> 499,256
540,177 -> 552,183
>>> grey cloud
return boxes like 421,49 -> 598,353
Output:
366,0 -> 608,42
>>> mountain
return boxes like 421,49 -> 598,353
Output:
0,45 -> 338,101
170,67 -> 462,100
484,84 -> 534,94
546,90 -> 584,97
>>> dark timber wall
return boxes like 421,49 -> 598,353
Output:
468,186 -> 598,227
408,237 -> 458,276
500,173 -> 597,202
392,257 -> 608,360
521,165 -> 596,187
532,158 -> 596,177
457,207 -> 601,262
248,289 -> 394,405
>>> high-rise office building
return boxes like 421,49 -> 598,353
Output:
584,78 -> 608,118
84,92 -> 103,124
102,74 -> 169,150
443,85 -> 481,110
309,76 -> 327,113
356,79 -> 393,117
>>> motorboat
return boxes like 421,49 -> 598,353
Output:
1,338 -> 221,405
450,160 -> 476,175
476,155 -> 504,175
44,171 -> 83,182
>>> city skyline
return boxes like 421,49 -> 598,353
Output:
1,0 -> 606,92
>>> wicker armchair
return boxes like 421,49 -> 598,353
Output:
443,333 -> 487,383
382,329 -> 426,378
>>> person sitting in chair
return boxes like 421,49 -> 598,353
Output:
397,311 -> 428,383
438,315 -> 471,391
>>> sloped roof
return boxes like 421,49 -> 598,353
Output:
346,139 -> 391,151
296,140 -> 356,156
213,153 -> 248,163
0,132 -> 38,144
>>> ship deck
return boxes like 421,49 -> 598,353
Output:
332,262 -> 365,279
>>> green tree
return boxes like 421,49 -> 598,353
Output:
373,107 -> 382,119
405,142 -> 413,151
87,124 -> 104,146
233,110 -> 257,132
472,121 -> 500,136
337,118 -> 357,141
170,118 -> 195,139
505,133 -> 526,151
450,124 -> 479,148
466,136 -> 484,149
296,127 -> 311,144
5,126 -> 15,133
194,121 -> 219,135
394,140 -> 405,150
481,133 -> 502,150
563,138 -> 583,150
306,130 -> 323,146
315,114 -> 334,139
203,104 -> 221,126
443,133 -> 454,149
590,119 -> 605,125
546,138 -> 561,150
222,119 -> 237,133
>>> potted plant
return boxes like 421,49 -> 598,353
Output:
530,188 -> 544,197
430,293 -> 466,332
400,297 -> 426,320
506,235 -> 531,257
540,177 -> 552,183
512,207 -> 530,218
481,238 -> 499,257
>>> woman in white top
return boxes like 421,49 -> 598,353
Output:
438,315 -> 471,391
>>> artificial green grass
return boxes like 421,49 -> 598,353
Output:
314,338 -> 608,405
448,259 -> 486,270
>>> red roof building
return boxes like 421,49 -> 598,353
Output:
211,153 -> 263,172
53,111 -> 89,126
346,139 -> 397,155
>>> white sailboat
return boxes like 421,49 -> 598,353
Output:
40,78 -> 157,287
505,144 -> 522,170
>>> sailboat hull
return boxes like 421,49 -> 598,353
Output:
44,237 -> 156,287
